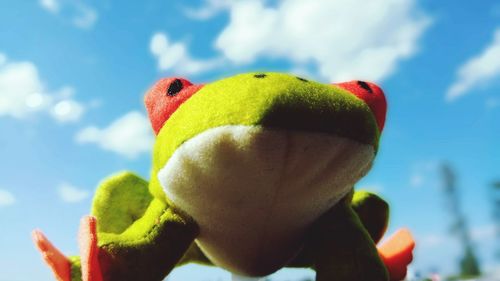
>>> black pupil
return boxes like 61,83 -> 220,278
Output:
254,73 -> 267,78
167,79 -> 184,96
357,81 -> 373,93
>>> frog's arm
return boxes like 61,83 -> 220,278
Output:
91,172 -> 153,234
289,191 -> 413,281
308,196 -> 389,281
351,190 -> 389,244
96,198 -> 198,280
33,172 -> 199,281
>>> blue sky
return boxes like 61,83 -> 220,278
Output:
0,0 -> 499,280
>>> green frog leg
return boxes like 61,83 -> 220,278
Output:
91,171 -> 153,234
309,197 -> 389,281
288,190 -> 389,269
90,172 -> 200,280
95,198 -> 199,281
34,172 -> 199,281
351,190 -> 389,244
71,171 -> 157,280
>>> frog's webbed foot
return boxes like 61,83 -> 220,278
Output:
377,229 -> 415,281
32,230 -> 71,281
33,216 -> 104,281
79,216 -> 103,281
35,199 -> 199,281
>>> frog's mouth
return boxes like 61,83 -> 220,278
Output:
157,125 -> 374,276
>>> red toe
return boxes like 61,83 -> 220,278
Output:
377,229 -> 415,281
32,229 -> 71,281
79,216 -> 103,281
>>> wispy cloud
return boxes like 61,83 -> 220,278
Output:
418,224 -> 496,250
418,233 -> 447,249
58,182 -> 89,203
39,0 -> 60,14
183,0 -> 232,20
75,111 -> 154,159
38,0 -> 98,29
409,160 -> 439,188
72,3 -> 98,29
188,0 -> 431,82
150,32 -> 222,75
446,27 -> 500,102
0,53 -> 85,122
470,224 -> 496,241
486,97 -> 500,109
0,189 -> 15,207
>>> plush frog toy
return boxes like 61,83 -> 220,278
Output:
33,72 -> 415,281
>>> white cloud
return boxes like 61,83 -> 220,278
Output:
486,97 -> 500,109
75,111 -> 154,159
184,0 -> 232,20
447,28 -> 500,101
150,32 -> 222,75
418,233 -> 446,248
168,264 -> 230,281
410,174 -> 424,188
39,0 -> 98,29
207,0 -> 430,82
409,160 -> 439,188
58,182 -> 89,203
169,264 -> 314,281
39,0 -> 60,14
51,99 -> 85,123
471,224 -> 496,241
73,4 -> 98,29
0,53 -> 85,122
0,189 -> 15,207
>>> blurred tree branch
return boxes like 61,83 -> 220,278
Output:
441,163 -> 481,278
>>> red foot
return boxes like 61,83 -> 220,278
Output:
377,228 -> 415,281
32,229 -> 71,281
33,216 -> 104,281
79,216 -> 103,281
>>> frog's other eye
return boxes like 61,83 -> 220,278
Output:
145,77 -> 203,135
334,80 -> 387,132
167,79 -> 185,96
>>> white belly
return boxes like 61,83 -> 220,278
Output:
158,125 -> 374,276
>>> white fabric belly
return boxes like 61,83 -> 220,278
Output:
158,125 -> 374,276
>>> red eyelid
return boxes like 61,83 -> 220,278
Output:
334,81 -> 387,132
145,78 -> 203,135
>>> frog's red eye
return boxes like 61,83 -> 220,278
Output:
334,80 -> 387,132
145,77 -> 203,135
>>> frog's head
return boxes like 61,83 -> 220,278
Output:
144,73 -> 386,202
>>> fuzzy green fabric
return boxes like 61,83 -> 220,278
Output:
96,199 -> 198,280
91,172 -> 152,234
69,256 -> 82,281
309,200 -> 389,281
86,172 -> 199,281
59,72 -> 387,281
68,189 -> 389,280
351,190 -> 389,244
149,72 -> 379,202
286,191 -> 389,270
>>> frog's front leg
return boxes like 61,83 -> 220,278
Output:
96,198 -> 199,280
33,172 -> 199,281
34,199 -> 198,281
351,190 -> 389,244
309,197 -> 389,281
